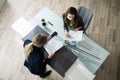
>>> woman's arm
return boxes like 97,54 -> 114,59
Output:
63,13 -> 69,32
65,29 -> 70,37
75,26 -> 84,31
76,15 -> 84,31
75,27 -> 82,31
47,32 -> 58,41
63,14 -> 71,37
23,40 -> 32,48
43,53 -> 54,65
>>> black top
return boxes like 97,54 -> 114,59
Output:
63,13 -> 84,32
23,40 -> 50,76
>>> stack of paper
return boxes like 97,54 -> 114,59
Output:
66,30 -> 83,42
44,36 -> 63,54
11,17 -> 35,38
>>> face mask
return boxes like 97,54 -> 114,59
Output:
67,16 -> 73,21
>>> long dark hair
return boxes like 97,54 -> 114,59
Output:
64,7 -> 79,28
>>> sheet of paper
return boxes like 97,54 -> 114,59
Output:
44,36 -> 63,54
66,30 -> 83,42
11,17 -> 35,38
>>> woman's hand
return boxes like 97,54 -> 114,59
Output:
75,28 -> 79,32
47,36 -> 51,41
47,32 -> 58,41
65,30 -> 70,37
75,27 -> 82,32
66,32 -> 70,37
48,53 -> 54,59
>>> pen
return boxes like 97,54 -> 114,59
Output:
48,21 -> 53,26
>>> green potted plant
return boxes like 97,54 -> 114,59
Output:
41,18 -> 46,26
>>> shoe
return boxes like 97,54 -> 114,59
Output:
40,70 -> 52,78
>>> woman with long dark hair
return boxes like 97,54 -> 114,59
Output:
63,7 -> 84,37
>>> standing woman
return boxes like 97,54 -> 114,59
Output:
63,7 -> 84,37
23,34 -> 54,78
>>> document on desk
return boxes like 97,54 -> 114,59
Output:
66,30 -> 83,42
11,17 -> 34,38
44,36 -> 63,54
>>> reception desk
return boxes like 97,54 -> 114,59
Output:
12,7 -> 110,80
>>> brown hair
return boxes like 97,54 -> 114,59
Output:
64,7 -> 79,28
24,34 -> 47,59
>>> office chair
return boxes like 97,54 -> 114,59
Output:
77,6 -> 93,33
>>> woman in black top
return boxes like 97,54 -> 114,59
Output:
23,34 -> 54,78
63,7 -> 84,37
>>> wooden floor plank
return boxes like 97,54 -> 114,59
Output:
0,0 -> 120,80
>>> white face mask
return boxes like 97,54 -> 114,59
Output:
67,16 -> 73,21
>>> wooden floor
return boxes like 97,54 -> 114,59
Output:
0,0 -> 120,80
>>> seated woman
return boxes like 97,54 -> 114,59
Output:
63,7 -> 84,37
23,33 -> 54,78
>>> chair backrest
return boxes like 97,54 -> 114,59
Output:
77,6 -> 93,33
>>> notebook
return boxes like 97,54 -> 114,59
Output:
44,36 -> 63,54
